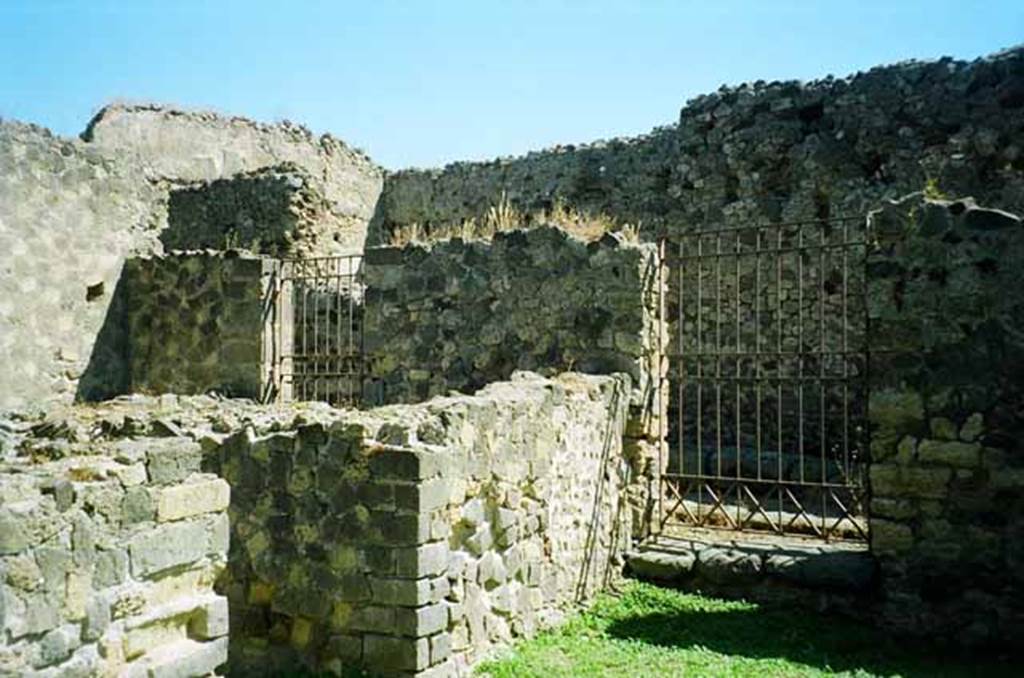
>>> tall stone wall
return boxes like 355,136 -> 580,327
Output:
0,105 -> 382,411
372,46 -> 1024,245
867,195 -> 1024,645
124,253 -> 276,401
0,433 -> 231,676
362,227 -> 666,535
83,104 -> 383,256
0,122 -> 165,411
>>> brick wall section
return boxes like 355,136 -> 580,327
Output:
362,227 -> 667,536
202,371 -> 631,676
124,252 -> 275,401
867,194 -> 1024,645
0,436 -> 230,676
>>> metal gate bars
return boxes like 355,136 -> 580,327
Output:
267,255 -> 364,407
659,215 -> 869,541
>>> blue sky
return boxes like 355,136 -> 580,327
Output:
0,1 -> 1021,169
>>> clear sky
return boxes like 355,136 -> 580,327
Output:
0,1 -> 1021,169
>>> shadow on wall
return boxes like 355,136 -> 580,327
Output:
75,268 -> 131,402
575,383 -> 627,602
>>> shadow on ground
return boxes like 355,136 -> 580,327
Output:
605,604 -> 1020,678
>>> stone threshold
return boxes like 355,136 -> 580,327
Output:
625,527 -> 877,614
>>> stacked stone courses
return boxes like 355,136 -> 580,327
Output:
372,47 -> 1024,245
2,372 -> 634,676
0,432 -> 230,676
867,195 -> 1024,644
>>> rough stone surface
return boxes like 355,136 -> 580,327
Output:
0,103 -> 382,410
124,252 -> 274,400
372,47 -> 1024,248
362,226 -> 668,540
0,436 -> 230,677
867,195 -> 1024,646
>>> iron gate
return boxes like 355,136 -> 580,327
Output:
659,215 -> 869,540
268,255 -> 364,407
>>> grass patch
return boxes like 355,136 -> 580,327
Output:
477,582 -> 1020,677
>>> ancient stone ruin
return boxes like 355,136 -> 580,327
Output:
1,45 -> 1023,676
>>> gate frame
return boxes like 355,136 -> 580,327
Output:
655,214 -> 871,542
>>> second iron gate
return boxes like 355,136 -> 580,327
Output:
268,255 -> 364,407
659,215 -> 869,541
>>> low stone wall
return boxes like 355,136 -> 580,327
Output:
124,252 -> 275,401
867,195 -> 1024,645
0,434 -> 231,676
363,227 -> 666,536
206,371 -> 631,675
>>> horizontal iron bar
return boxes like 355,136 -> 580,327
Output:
667,350 -> 866,359
666,241 -> 866,262
662,473 -> 864,491
658,214 -> 865,239
667,373 -> 864,383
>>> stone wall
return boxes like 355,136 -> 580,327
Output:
165,163 -> 358,257
204,371 -> 631,676
0,104 -> 382,410
124,252 -> 276,401
83,104 -> 383,254
372,46 -> 1024,245
0,122 -> 165,411
362,227 -> 666,535
867,195 -> 1024,645
0,432 -> 231,676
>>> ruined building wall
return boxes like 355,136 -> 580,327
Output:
83,104 -> 383,255
0,107 -> 383,411
372,46 -> 1024,245
205,372 -> 632,676
0,122 -> 165,412
362,227 -> 666,535
164,164 -> 360,257
0,435 -> 231,676
867,196 -> 1024,645
123,253 -> 275,401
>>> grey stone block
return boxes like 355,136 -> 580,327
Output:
397,542 -> 449,578
370,577 -> 432,606
627,549 -> 696,582
188,597 -> 229,639
128,519 -> 209,577
764,551 -> 877,592
146,439 -> 202,485
363,634 -> 430,672
82,595 -> 110,642
695,547 -> 762,585
348,606 -> 397,633
395,602 -> 447,637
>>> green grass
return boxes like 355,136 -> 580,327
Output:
477,582 -> 1020,678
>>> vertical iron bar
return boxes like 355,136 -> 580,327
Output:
843,220 -> 850,483
716,232 -> 722,481
696,233 -> 703,519
734,228 -> 742,526
776,225 -> 783,528
756,227 -> 762,482
798,223 -> 805,486
820,221 -> 827,537
678,238 -> 685,481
